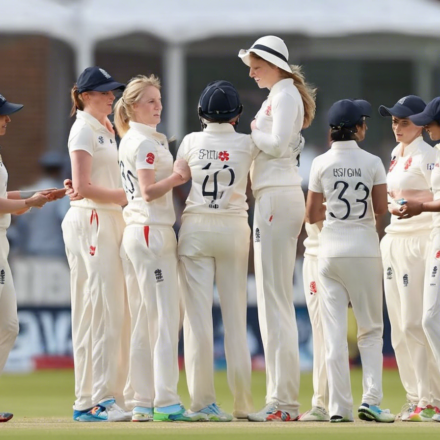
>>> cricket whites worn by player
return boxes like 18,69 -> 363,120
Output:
379,95 -> 440,421
298,222 -> 329,422
239,35 -> 316,421
62,67 -> 131,422
178,81 -> 255,421
115,75 -> 204,423
307,99 -> 394,423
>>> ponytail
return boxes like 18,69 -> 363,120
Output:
114,98 -> 130,138
280,65 -> 317,129
70,85 -> 84,116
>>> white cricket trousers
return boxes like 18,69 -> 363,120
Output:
178,214 -> 253,415
121,225 -> 180,408
422,229 -> 440,399
303,255 -> 328,410
253,186 -> 305,413
381,232 -> 440,408
0,230 -> 19,376
319,257 -> 384,419
62,207 -> 130,411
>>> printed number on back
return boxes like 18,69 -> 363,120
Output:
329,180 -> 370,220
201,163 -> 235,209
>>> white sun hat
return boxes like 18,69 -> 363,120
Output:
238,35 -> 292,73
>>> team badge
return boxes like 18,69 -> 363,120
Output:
99,68 -> 111,79
386,267 -> 393,280
432,266 -> 438,278
389,156 -> 397,172
265,105 -> 272,116
98,136 -> 104,144
219,151 -> 229,162
255,228 -> 261,242
155,269 -> 164,283
404,157 -> 412,171
146,152 -> 155,164
310,281 -> 317,295
403,274 -> 409,287
436,250 -> 440,259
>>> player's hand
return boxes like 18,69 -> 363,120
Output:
25,193 -> 48,208
397,200 -> 423,219
250,119 -> 257,131
44,188 -> 67,201
173,159 -> 191,183
388,206 -> 402,217
64,179 -> 83,201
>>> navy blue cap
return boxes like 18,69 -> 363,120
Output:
379,95 -> 426,118
0,94 -> 23,116
328,99 -> 369,128
77,67 -> 125,94
409,97 -> 440,126
351,99 -> 372,118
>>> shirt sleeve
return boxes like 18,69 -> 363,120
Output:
176,136 -> 189,161
68,125 -> 95,156
373,158 -> 387,186
136,140 -> 158,170
420,147 -> 437,187
251,92 -> 299,158
308,158 -> 323,193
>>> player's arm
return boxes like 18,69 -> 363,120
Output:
251,93 -> 298,158
306,190 -> 326,224
71,150 -> 127,206
138,160 -> 190,203
398,198 -> 440,219
372,184 -> 388,216
0,192 -> 48,214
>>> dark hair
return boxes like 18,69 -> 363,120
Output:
70,85 -> 84,116
330,125 -> 359,141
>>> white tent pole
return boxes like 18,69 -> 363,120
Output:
164,43 -> 186,146
413,47 -> 439,102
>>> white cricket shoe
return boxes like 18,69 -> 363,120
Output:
399,403 -> 417,421
193,403 -> 233,422
248,402 -> 279,422
132,406 -> 153,422
299,406 -> 330,422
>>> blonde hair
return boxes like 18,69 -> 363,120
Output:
70,85 -> 85,116
249,53 -> 317,129
114,74 -> 161,137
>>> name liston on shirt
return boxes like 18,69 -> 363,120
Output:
333,168 -> 362,178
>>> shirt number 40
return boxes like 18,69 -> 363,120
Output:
330,180 -> 370,220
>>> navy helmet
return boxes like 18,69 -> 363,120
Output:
409,97 -> 440,126
198,80 -> 243,123
328,99 -> 371,129
379,95 -> 426,118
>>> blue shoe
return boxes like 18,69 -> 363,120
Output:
153,404 -> 208,422
195,403 -> 233,422
132,406 -> 153,422
73,408 -> 91,421
358,403 -> 395,423
77,399 -> 131,422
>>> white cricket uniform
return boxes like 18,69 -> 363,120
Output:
119,121 -> 181,409
303,222 -> 328,410
177,123 -> 256,415
309,140 -> 387,419
0,156 -> 19,378
380,136 -> 440,408
62,110 -> 130,411
422,145 -> 440,399
251,78 -> 305,413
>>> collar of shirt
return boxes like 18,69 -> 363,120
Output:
204,123 -> 235,133
76,110 -> 110,133
396,135 -> 424,157
435,143 -> 440,151
268,78 -> 294,98
129,121 -> 167,144
331,140 -> 360,150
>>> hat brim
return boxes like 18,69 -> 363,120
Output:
238,48 -> 292,73
378,105 -> 412,118
0,102 -> 24,116
80,81 -> 126,93
409,111 -> 434,126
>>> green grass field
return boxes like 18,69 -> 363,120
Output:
0,368 -> 439,439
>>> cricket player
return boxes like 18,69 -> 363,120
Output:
379,96 -> 440,421
62,67 -> 131,422
0,94 -> 63,422
177,80 -> 255,421
307,99 -> 394,423
238,35 -> 316,421
396,97 -> 440,421
114,75 -> 204,422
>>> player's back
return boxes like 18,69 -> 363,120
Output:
309,140 -> 387,257
177,123 -> 257,217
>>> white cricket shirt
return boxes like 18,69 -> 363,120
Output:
251,78 -> 304,192
177,123 -> 258,218
68,111 -> 122,211
309,140 -> 387,257
119,121 -> 175,227
0,154 -> 10,229
386,136 -> 435,234
431,145 -> 440,229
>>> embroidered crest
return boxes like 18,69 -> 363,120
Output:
146,153 -> 155,164
218,151 -> 229,162
98,136 -> 104,145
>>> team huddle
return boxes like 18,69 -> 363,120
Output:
1,34 -> 440,425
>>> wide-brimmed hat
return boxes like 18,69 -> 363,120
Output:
0,94 -> 23,116
238,36 -> 292,73
379,95 -> 426,118
77,67 -> 126,94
